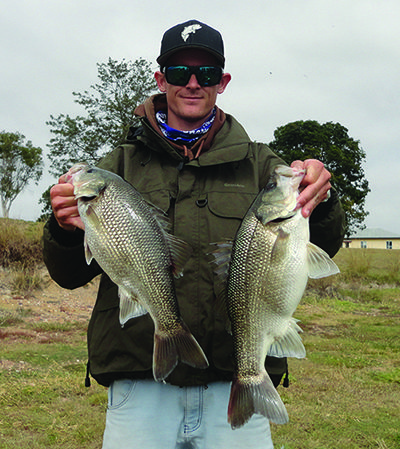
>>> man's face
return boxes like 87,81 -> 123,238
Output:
155,49 -> 231,131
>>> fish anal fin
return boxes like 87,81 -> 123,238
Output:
267,319 -> 306,359
118,287 -> 148,326
307,242 -> 340,279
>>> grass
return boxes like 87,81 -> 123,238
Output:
333,248 -> 400,285
270,250 -> 400,448
0,219 -> 400,448
0,324 -> 106,448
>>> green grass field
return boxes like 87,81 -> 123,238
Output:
1,223 -> 399,448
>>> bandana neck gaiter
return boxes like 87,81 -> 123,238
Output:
155,108 -> 216,146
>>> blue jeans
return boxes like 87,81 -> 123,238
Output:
102,379 -> 274,449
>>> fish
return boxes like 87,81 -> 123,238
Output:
66,162 -> 208,382
213,165 -> 339,429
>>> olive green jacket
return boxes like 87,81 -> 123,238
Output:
43,96 -> 345,387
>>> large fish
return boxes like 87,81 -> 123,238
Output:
213,165 -> 339,428
66,163 -> 208,382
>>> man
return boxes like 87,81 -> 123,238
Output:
43,19 -> 345,449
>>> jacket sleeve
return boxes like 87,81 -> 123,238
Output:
42,146 -> 130,290
309,188 -> 345,257
42,214 -> 102,289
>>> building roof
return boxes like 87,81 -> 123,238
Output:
350,227 -> 400,239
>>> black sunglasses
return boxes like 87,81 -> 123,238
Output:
163,65 -> 223,87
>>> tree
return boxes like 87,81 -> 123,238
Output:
268,120 -> 370,237
46,57 -> 157,177
0,131 -> 43,218
39,57 -> 157,219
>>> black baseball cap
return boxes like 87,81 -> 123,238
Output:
157,20 -> 225,68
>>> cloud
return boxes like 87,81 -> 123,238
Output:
2,0 -> 400,233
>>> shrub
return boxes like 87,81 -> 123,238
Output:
0,219 -> 44,268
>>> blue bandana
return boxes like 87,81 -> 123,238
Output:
156,109 -> 216,144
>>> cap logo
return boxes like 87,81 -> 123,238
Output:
181,24 -> 202,42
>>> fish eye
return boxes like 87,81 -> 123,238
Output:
265,181 -> 277,192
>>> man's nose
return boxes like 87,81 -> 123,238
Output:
186,73 -> 200,88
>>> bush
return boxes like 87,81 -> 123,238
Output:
10,267 -> 44,295
0,219 -> 44,268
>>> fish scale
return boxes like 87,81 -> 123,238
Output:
213,164 -> 340,429
67,162 -> 209,382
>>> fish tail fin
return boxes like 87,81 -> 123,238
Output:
153,322 -> 209,382
228,372 -> 289,429
268,318 -> 306,359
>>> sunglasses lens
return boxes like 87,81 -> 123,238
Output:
165,66 -> 190,86
197,67 -> 222,86
165,66 -> 222,86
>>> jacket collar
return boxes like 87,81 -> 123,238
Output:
132,94 -> 253,166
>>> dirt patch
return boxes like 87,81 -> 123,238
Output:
0,267 -> 100,350
0,266 -> 99,325
0,359 -> 33,372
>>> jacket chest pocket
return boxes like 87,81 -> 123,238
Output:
203,191 -> 256,242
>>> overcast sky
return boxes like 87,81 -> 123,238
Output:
1,0 -> 400,234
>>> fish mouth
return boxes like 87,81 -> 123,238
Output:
64,162 -> 90,183
64,163 -> 103,200
270,213 -> 296,223
73,179 -> 104,200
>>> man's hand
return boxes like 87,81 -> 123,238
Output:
50,174 -> 84,231
291,159 -> 332,218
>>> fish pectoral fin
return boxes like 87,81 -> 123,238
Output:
270,228 -> 290,262
83,235 -> 94,265
85,202 -> 102,228
118,287 -> 148,326
83,205 -> 103,266
164,233 -> 193,278
307,242 -> 340,279
267,319 -> 306,359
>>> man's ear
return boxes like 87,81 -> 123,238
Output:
155,71 -> 167,92
217,72 -> 231,94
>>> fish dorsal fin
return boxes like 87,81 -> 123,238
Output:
210,241 -> 232,290
210,241 -> 233,333
164,233 -> 193,279
118,287 -> 148,327
83,234 -> 94,265
145,202 -> 192,279
307,242 -> 340,279
148,203 -> 172,233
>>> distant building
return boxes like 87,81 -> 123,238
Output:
343,228 -> 400,249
